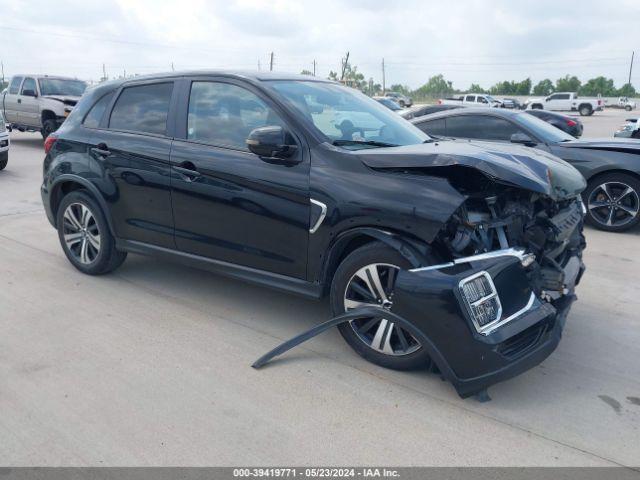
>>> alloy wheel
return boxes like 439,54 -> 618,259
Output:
587,182 -> 640,228
62,203 -> 101,265
343,263 -> 420,356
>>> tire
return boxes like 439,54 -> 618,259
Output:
579,104 -> 593,116
632,130 -> 640,139
56,190 -> 127,274
330,241 -> 433,370
41,119 -> 58,139
0,158 -> 7,171
584,173 -> 640,232
531,104 -> 543,110
625,105 -> 632,111
398,100 -> 406,108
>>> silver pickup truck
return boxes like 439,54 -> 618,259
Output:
1,74 -> 87,138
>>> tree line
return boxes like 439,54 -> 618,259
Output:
306,64 -> 637,99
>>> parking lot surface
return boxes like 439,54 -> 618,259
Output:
1,110 -> 640,466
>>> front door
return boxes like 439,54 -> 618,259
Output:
170,79 -> 310,279
3,76 -> 23,123
18,77 -> 40,127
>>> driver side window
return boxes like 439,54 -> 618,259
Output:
187,82 -> 284,150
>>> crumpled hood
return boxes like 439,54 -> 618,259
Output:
357,139 -> 586,200
42,95 -> 81,105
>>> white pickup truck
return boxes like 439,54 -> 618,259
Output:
608,97 -> 637,111
438,93 -> 501,108
526,92 -> 603,116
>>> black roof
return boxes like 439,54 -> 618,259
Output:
410,107 -> 523,124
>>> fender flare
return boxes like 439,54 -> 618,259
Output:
356,228 -> 429,268
50,174 -> 116,236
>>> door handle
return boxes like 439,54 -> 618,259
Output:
174,163 -> 201,182
90,143 -> 111,157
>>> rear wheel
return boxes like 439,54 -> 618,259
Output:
0,158 -> 7,171
330,242 -> 432,370
56,191 -> 127,274
579,104 -> 593,116
584,173 -> 640,232
625,105 -> 632,111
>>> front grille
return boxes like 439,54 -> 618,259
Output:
497,318 -> 554,359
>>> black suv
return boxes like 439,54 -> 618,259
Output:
42,72 -> 586,397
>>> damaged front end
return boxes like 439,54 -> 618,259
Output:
390,172 -> 586,397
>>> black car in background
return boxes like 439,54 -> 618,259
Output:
412,108 -> 640,231
501,98 -> 523,110
400,103 -> 462,120
526,109 -> 583,138
42,72 -> 586,398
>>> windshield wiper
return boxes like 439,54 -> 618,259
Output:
332,139 -> 399,148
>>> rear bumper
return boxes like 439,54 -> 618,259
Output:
392,250 -> 583,398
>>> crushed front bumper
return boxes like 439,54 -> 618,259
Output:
391,249 -> 583,398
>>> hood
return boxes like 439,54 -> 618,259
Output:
356,139 -> 586,200
557,138 -> 640,154
42,95 -> 81,106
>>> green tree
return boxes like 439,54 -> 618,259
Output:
555,75 -> 581,92
300,69 -> 314,76
617,83 -> 637,97
389,84 -> 411,95
579,76 -> 616,96
515,78 -> 532,95
532,79 -> 555,96
414,74 -> 455,98
468,83 -> 486,93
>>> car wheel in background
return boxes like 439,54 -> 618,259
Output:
625,105 -> 632,111
531,104 -> 543,110
330,242 -> 433,370
579,105 -> 593,116
584,173 -> 640,232
41,119 -> 57,140
0,157 -> 7,171
632,130 -> 640,139
56,190 -> 127,274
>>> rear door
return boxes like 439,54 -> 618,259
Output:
89,80 -> 177,248
3,76 -> 23,123
18,77 -> 40,127
464,95 -> 475,105
169,77 -> 310,278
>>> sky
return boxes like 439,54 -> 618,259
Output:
1,0 -> 639,90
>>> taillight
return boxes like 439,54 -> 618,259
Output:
44,134 -> 58,154
567,120 -> 577,127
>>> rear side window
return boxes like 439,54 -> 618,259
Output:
415,118 -> 446,136
465,95 -> 475,102
83,92 -> 115,128
9,77 -> 23,94
109,83 -> 173,135
187,81 -> 285,149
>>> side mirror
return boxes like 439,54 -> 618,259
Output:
510,132 -> 536,146
22,89 -> 37,97
246,126 -> 300,165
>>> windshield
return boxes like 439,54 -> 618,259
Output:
38,78 -> 87,97
377,98 -> 402,111
267,81 -> 429,149
515,112 -> 575,143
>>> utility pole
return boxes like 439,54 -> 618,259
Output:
1,61 -> 4,85
258,59 -> 261,71
313,59 -> 316,76
269,52 -> 274,72
381,58 -> 386,94
341,51 -> 350,81
629,51 -> 635,85
102,63 -> 107,82
171,62 -> 175,72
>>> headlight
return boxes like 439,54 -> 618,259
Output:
459,271 -> 502,333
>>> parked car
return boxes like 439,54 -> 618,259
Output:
526,92 -> 603,116
400,103 -> 462,120
608,97 -> 637,111
500,98 -> 524,110
525,109 -> 583,138
384,91 -> 413,107
373,96 -> 403,112
412,108 -> 640,231
439,93 -> 501,108
614,118 -> 639,138
1,74 -> 87,138
0,111 -> 8,171
42,71 -> 586,398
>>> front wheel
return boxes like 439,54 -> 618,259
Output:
625,105 -> 632,111
584,173 -> 640,231
56,191 -> 127,274
330,242 -> 432,370
579,105 -> 593,116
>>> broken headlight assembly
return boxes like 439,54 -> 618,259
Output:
459,271 -> 502,333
